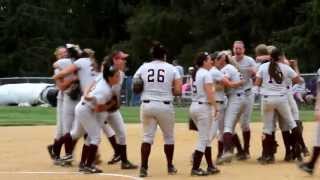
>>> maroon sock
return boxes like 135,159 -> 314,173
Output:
85,144 -> 98,167
80,144 -> 89,165
308,147 -> 320,168
141,143 -> 151,169
108,135 -> 119,155
192,150 -> 204,170
217,141 -> 223,158
164,144 -> 174,167
62,133 -> 73,155
223,133 -> 233,152
119,144 -> 128,162
205,147 -> 213,168
232,133 -> 244,154
53,138 -> 63,158
243,131 -> 250,154
282,131 -> 291,154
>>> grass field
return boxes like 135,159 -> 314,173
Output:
0,106 -> 315,126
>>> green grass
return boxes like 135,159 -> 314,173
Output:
0,106 -> 315,126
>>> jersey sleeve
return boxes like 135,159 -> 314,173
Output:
173,67 -> 181,80
286,65 -> 298,79
204,71 -> 213,84
73,59 -> 83,70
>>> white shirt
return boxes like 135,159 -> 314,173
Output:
53,58 -> 75,92
134,60 -> 181,101
88,78 -> 113,106
209,67 -> 225,101
74,58 -> 97,92
236,55 -> 256,90
221,64 -> 244,95
192,68 -> 213,102
257,62 -> 297,96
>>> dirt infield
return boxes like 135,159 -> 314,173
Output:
0,122 -> 318,180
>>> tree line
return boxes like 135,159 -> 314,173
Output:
0,0 -> 319,76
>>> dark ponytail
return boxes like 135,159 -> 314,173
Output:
102,62 -> 118,83
192,52 -> 209,81
269,47 -> 283,84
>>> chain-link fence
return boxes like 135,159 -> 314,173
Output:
0,73 -> 317,107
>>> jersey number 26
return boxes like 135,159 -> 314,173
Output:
147,69 -> 165,83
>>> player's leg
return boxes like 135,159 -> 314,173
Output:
107,111 -> 138,169
216,102 -> 226,162
221,96 -> 243,163
289,94 -> 309,156
259,96 -> 276,164
157,102 -> 178,175
78,110 -> 102,173
189,103 -> 210,176
240,92 -> 254,156
139,102 -> 157,177
299,121 -> 320,174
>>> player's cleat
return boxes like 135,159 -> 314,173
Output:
107,154 -> 121,165
298,163 -> 314,175
191,168 -> 208,176
207,166 -> 220,175
168,165 -> 178,175
139,167 -> 148,177
302,148 -> 310,157
61,154 -> 73,162
53,157 -> 63,166
78,163 -> 85,172
83,165 -> 103,174
219,151 -> 233,163
284,152 -> 293,162
47,145 -> 55,160
236,152 -> 249,161
121,160 -> 138,169
259,155 -> 275,165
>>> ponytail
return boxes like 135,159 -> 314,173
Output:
192,52 -> 209,81
268,47 -> 283,84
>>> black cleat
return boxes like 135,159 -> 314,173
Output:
298,163 -> 313,175
207,166 -> 220,175
191,168 -> 208,176
83,165 -> 103,174
121,160 -> 138,169
236,152 -> 249,161
168,165 -> 178,175
78,163 -> 85,172
47,145 -> 55,160
259,155 -> 275,165
139,167 -> 148,177
107,154 -> 121,165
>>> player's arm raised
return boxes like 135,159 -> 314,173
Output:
53,64 -> 78,80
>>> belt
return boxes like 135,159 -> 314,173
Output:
244,88 -> 252,93
263,95 -> 285,98
193,101 -> 211,105
142,100 -> 171,105
216,101 -> 224,104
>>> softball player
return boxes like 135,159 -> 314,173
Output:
133,43 -> 182,177
298,67 -> 320,174
233,41 -> 257,158
53,53 -> 99,165
97,51 -> 138,169
255,47 -> 303,164
212,52 -> 245,162
189,52 -> 219,176
76,63 -> 121,173
47,46 -> 70,163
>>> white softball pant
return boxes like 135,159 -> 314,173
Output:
61,92 -> 79,135
97,111 -> 126,145
216,101 -> 227,141
224,94 -> 247,133
140,101 -> 175,145
240,91 -> 255,131
54,91 -> 63,139
71,102 -> 101,145
261,95 -> 297,135
189,102 -> 215,152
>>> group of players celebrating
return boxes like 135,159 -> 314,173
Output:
46,41 -> 320,177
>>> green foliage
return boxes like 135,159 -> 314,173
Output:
0,0 -> 319,76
